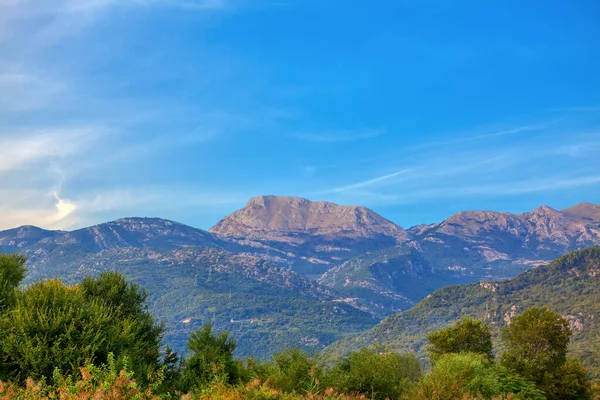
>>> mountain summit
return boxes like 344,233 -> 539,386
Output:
210,195 -> 407,240
209,196 -> 409,275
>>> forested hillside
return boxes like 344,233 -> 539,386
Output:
324,247 -> 600,380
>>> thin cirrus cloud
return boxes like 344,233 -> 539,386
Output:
327,168 -> 415,193
322,116 -> 600,207
0,0 -> 230,14
0,128 -> 102,172
330,175 -> 600,207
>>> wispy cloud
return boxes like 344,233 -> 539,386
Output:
403,175 -> 600,203
0,69 -> 68,112
0,0 -> 230,15
0,128 -> 102,172
292,129 -> 385,143
322,117 -> 600,208
328,168 -> 414,193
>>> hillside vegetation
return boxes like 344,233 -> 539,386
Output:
324,247 -> 600,380
0,251 -> 597,399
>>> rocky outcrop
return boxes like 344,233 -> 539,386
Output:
210,195 -> 408,241
409,203 -> 600,264
210,196 -> 410,275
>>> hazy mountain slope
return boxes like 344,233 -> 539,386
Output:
23,246 -> 376,358
317,203 -> 600,319
318,246 -> 466,317
0,225 -> 61,252
210,195 -> 410,275
323,247 -> 600,379
410,204 -> 600,273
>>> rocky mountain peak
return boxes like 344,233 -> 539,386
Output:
561,202 -> 600,222
210,195 -> 407,240
526,205 -> 561,217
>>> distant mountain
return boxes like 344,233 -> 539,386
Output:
317,202 -> 600,318
10,220 -> 376,358
323,247 -> 600,380
0,225 -> 61,251
411,203 -> 600,264
210,195 -> 410,275
2,198 -> 600,359
318,246 -> 465,317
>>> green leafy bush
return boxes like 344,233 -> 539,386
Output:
182,324 -> 243,391
414,352 -> 501,400
427,317 -> 494,361
323,347 -> 421,400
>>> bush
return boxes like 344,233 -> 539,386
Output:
427,318 -> 494,362
182,324 -> 243,391
0,353 -> 162,399
495,366 -> 546,400
0,280 -> 117,383
414,352 -> 501,400
324,347 -> 421,400
267,348 -> 321,394
0,253 -> 26,311
0,273 -> 163,385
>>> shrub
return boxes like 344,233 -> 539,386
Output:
427,318 -> 494,362
0,273 -> 163,385
182,324 -> 242,391
414,352 -> 501,400
267,348 -> 321,394
324,347 -> 421,400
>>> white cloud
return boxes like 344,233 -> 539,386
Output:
0,128 -> 101,172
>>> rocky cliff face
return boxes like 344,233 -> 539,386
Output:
210,195 -> 408,241
210,196 -> 410,275
410,203 -> 600,265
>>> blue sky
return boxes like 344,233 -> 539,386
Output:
0,0 -> 599,231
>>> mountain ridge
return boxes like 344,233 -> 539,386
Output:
323,247 -> 600,379
2,197 -> 600,358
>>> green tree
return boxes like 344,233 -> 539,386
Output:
501,306 -> 570,385
0,253 -> 27,311
324,347 -> 421,400
0,279 -> 116,382
427,317 -> 494,361
267,347 -> 321,394
80,271 -> 164,381
0,271 -> 164,385
182,324 -> 241,390
501,306 -> 592,400
415,353 -> 501,400
542,359 -> 592,400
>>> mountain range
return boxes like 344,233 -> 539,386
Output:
323,246 -> 600,380
1,195 -> 599,357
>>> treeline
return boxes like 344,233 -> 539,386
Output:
0,253 -> 597,399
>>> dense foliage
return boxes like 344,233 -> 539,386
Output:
427,317 -> 494,361
0,250 -> 597,399
0,264 -> 164,385
23,247 -> 377,359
